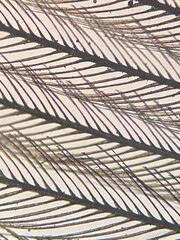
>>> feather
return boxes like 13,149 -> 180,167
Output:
0,0 -> 180,239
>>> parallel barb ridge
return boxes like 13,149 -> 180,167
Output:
0,0 -> 180,239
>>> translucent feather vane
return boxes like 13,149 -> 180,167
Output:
0,0 -> 180,239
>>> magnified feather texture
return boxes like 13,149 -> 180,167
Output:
0,0 -> 180,239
